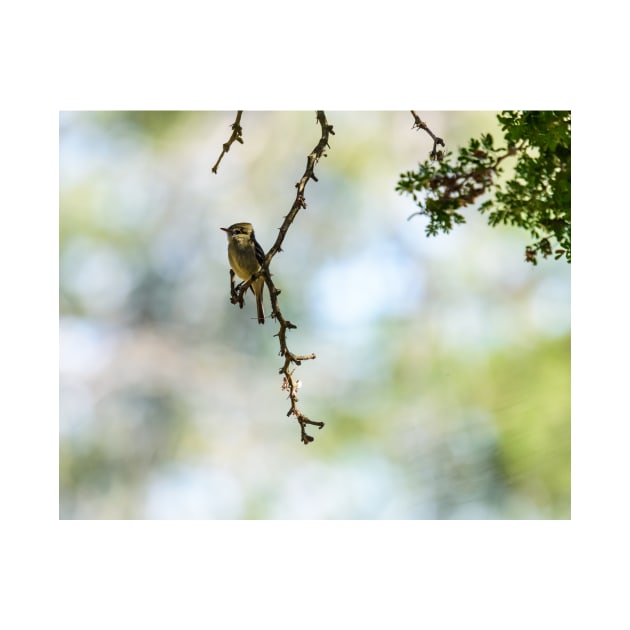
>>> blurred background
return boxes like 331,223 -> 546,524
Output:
59,111 -> 570,519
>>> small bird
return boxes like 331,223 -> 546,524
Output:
220,222 -> 266,324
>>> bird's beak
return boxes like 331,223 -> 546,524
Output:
220,227 -> 229,232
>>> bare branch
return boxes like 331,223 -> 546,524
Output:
212,111 -> 244,174
267,275 -> 324,444
228,112 -> 333,444
410,110 -> 445,160
264,111 -> 335,266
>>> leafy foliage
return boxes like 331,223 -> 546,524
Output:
396,111 -> 571,264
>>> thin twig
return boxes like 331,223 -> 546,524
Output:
266,274 -> 323,444
212,111 -> 244,174
410,110 -> 445,160
264,111 -> 335,265
230,112 -> 333,444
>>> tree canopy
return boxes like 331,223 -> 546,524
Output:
397,111 -> 571,264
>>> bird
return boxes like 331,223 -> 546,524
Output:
220,222 -> 266,324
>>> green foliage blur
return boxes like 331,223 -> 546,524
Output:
397,111 -> 571,264
59,111 -> 570,519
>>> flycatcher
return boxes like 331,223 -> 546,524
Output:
220,222 -> 266,324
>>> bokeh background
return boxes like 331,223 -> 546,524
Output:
59,111 -> 570,519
